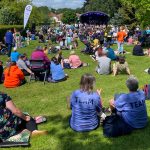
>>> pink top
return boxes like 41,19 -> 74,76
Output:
69,55 -> 82,68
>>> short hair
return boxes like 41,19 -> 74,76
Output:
126,76 -> 139,92
80,73 -> 96,92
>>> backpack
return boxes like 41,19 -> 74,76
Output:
143,84 -> 150,100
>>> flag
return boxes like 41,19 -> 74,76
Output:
24,5 -> 32,29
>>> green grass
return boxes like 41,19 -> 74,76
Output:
0,41 -> 150,150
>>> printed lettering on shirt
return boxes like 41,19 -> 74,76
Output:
75,97 -> 94,105
130,100 -> 145,109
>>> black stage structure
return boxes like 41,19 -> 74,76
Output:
80,11 -> 109,25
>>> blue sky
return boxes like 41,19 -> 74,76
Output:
32,0 -> 85,9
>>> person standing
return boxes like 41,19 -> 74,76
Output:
5,29 -> 13,57
117,26 -> 127,54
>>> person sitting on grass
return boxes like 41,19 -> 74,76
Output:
10,47 -> 20,62
108,76 -> 148,137
69,51 -> 88,69
67,73 -> 102,132
113,56 -> 130,76
48,57 -> 67,83
132,41 -> 144,56
4,61 -> 26,88
96,50 -> 111,75
104,43 -> 117,60
0,60 -> 3,84
0,92 -> 48,141
17,54 -> 34,76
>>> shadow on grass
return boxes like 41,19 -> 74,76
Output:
45,114 -> 150,150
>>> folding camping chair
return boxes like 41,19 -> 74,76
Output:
29,59 -> 47,85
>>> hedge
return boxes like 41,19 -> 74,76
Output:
0,25 -> 23,42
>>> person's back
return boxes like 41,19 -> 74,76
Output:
107,47 -> 116,60
70,90 -> 101,131
69,54 -> 82,68
115,90 -> 147,128
4,64 -> 24,88
133,44 -> 144,56
97,55 -> 111,75
50,62 -> 65,81
11,51 -> 20,62
31,47 -> 50,64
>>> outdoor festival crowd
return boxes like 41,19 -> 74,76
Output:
0,23 -> 150,142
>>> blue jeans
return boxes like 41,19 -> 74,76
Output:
117,41 -> 124,53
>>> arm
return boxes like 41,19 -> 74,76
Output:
6,100 -> 30,121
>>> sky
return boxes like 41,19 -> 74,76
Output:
32,0 -> 85,9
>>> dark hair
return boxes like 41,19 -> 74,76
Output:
118,56 -> 125,64
7,61 -> 16,76
80,73 -> 96,92
51,57 -> 59,65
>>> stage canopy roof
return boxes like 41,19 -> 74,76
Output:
80,11 -> 109,25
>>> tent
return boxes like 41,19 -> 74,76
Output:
80,11 -> 109,25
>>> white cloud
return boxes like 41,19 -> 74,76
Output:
32,0 -> 85,9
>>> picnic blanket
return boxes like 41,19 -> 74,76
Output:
0,129 -> 30,148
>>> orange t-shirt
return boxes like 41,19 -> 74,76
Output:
4,66 -> 24,88
117,31 -> 127,42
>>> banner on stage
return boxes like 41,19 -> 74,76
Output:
24,5 -> 32,29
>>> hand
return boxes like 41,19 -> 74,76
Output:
97,89 -> 102,95
31,72 -> 34,75
25,116 -> 31,122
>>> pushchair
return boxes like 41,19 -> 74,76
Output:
0,42 -> 8,55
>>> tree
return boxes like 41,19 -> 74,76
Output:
120,0 -> 150,28
62,10 -> 77,24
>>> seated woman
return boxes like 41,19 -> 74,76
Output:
132,41 -> 144,56
48,57 -> 67,83
68,73 -> 102,132
0,92 -> 47,141
17,54 -> 33,76
113,56 -> 130,76
69,51 -> 87,69
108,76 -> 148,137
4,61 -> 25,88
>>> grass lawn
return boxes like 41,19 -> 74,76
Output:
0,41 -> 150,150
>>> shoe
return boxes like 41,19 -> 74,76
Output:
31,130 -> 48,137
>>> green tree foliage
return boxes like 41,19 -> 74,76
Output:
120,0 -> 150,28
62,10 -> 77,24
0,0 -> 51,26
83,0 -> 120,17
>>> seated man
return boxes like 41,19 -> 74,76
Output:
133,41 -> 144,56
96,51 -> 111,75
108,76 -> 148,137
